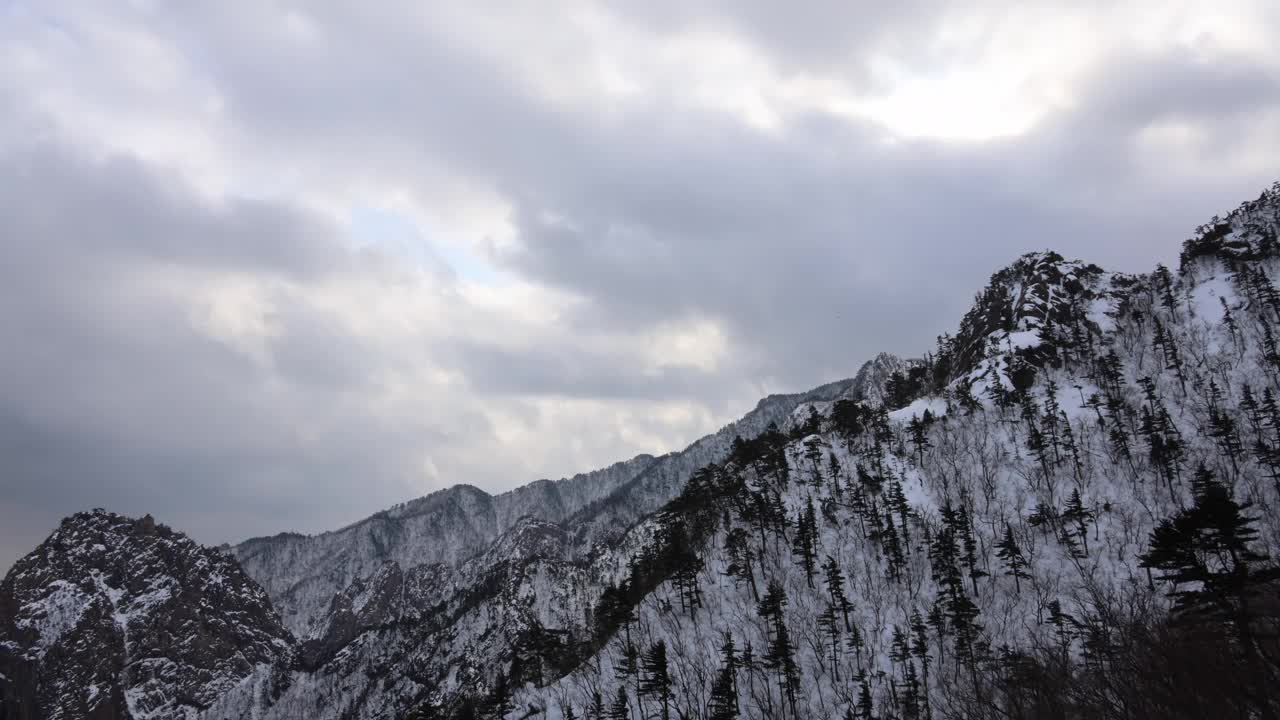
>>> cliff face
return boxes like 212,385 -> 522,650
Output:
0,510 -> 292,720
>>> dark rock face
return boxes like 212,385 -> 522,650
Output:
0,510 -> 294,720
301,561 -> 404,669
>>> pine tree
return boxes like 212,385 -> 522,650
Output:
890,625 -> 910,667
908,415 -> 932,465
821,555 -> 855,632
1139,464 -> 1280,720
1046,599 -> 1074,661
858,677 -> 874,719
1141,466 -> 1279,620
792,498 -> 819,587
956,504 -> 986,593
846,622 -> 865,671
758,580 -> 800,716
607,686 -> 630,720
1155,263 -> 1178,313
818,604 -> 842,681
616,639 -> 638,683
909,609 -> 932,702
1062,489 -> 1092,557
723,527 -> 760,600
995,523 -> 1030,593
739,643 -> 759,717
1222,296 -> 1243,352
588,691 -> 605,720
901,660 -> 922,720
828,453 -> 844,499
708,633 -> 740,720
639,641 -> 673,720
882,510 -> 907,581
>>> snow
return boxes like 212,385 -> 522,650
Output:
1004,329 -> 1041,349
1188,269 -> 1237,324
15,580 -> 90,657
888,396 -> 948,423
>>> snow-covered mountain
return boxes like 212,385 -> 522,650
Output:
4,182 -> 1279,719
0,511 -> 292,720
233,454 -> 655,637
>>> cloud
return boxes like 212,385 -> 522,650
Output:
1,0 -> 1278,570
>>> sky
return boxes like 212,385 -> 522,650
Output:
2,1 -> 1279,571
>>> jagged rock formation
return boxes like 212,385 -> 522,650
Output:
0,511 -> 292,720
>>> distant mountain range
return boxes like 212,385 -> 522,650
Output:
4,182 -> 1279,719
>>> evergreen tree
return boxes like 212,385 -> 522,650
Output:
639,641 -> 673,720
858,677 -> 875,719
901,660 -> 922,720
588,691 -> 605,720
739,643 -> 758,717
882,510 -> 907,581
758,580 -> 800,716
792,498 -> 819,587
828,453 -> 845,499
708,633 -> 740,720
846,622 -> 865,671
818,603 -> 842,681
607,686 -> 630,720
1046,599 -> 1075,660
822,555 -> 855,632
723,527 -> 760,600
956,504 -> 986,592
995,523 -> 1031,593
909,609 -> 932,705
1062,489 -> 1093,557
1222,296 -> 1243,352
1141,466 -> 1279,621
908,415 -> 932,465
832,399 -> 867,438
615,639 -> 638,683
890,625 -> 911,667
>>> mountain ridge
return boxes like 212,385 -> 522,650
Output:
3,180 -> 1278,719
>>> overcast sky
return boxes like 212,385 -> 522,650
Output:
2,1 -> 1278,570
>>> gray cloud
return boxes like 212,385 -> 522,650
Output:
1,1 -> 1278,570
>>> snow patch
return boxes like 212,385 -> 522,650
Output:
15,580 -> 90,657
888,396 -> 948,423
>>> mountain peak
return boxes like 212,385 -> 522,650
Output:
944,248 -> 1109,383
1,510 -> 292,720
1181,181 -> 1280,270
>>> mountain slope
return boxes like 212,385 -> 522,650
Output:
234,366 -> 907,640
504,183 -> 1280,719
234,454 -> 655,637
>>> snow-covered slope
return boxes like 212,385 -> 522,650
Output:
505,182 -> 1280,719
234,455 -> 655,636
234,368 -> 906,641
